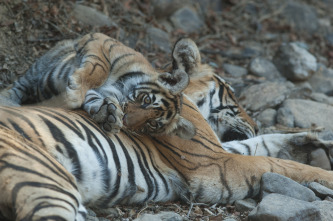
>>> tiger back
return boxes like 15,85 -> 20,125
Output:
0,33 -> 195,139
0,125 -> 86,221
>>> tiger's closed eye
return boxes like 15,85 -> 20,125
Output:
148,120 -> 158,128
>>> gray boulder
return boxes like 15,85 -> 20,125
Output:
234,198 -> 257,212
309,182 -> 333,199
277,99 -> 333,130
222,63 -> 248,77
239,81 -> 294,112
248,57 -> 282,80
260,173 -> 317,202
256,108 -> 276,127
146,27 -> 171,53
273,42 -> 317,81
248,194 -> 321,221
73,4 -> 116,27
170,7 -> 204,33
312,201 -> 333,221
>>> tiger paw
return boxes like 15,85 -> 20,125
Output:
90,97 -> 124,133
66,73 -> 85,109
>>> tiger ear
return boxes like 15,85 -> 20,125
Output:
172,116 -> 196,139
172,38 -> 201,74
157,69 -> 189,95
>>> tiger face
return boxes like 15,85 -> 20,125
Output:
170,38 -> 258,142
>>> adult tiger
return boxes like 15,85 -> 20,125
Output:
0,99 -> 333,217
0,125 -> 87,221
169,38 -> 333,169
0,33 -> 195,139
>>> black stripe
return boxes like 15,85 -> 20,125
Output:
78,122 -> 111,192
40,116 -> 83,182
109,54 -> 134,75
8,119 -> 32,141
240,142 -> 251,155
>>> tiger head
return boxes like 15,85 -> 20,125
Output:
168,38 -> 258,142
122,68 -> 196,139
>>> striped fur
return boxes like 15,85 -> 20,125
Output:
0,126 -> 86,221
0,98 -> 333,211
169,38 -> 258,142
0,33 -> 195,139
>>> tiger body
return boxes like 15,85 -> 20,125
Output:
0,126 -> 86,221
1,99 -> 333,213
0,33 -> 195,139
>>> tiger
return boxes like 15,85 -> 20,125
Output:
0,125 -> 87,221
0,33 -> 196,139
1,33 -> 331,170
0,98 -> 333,218
168,38 -> 333,170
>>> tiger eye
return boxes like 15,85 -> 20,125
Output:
144,96 -> 151,105
149,120 -> 157,128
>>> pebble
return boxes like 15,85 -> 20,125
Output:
134,211 -> 183,221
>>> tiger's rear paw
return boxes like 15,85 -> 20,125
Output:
90,97 -> 124,133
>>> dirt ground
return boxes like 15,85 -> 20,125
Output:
1,0 -> 333,220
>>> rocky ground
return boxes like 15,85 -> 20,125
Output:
1,0 -> 333,220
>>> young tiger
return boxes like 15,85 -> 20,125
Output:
0,125 -> 87,221
0,33 -> 195,139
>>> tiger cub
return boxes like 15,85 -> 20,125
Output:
0,33 -> 195,139
0,125 -> 87,221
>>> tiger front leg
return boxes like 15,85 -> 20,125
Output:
83,90 -> 124,133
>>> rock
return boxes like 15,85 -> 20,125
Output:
72,4 -> 116,27
134,212 -> 183,221
248,57 -> 282,80
222,63 -> 248,77
276,107 -> 294,128
256,109 -> 276,127
288,81 -> 312,99
309,93 -> 333,105
312,201 -> 333,221
146,27 -> 171,53
276,99 -> 333,130
248,194 -> 321,221
273,42 -> 317,81
326,32 -> 333,46
325,196 -> 333,202
308,72 -> 333,96
239,81 -> 294,112
260,173 -> 317,202
152,0 -> 184,18
220,47 -> 262,59
308,182 -> 333,199
234,198 -> 257,212
94,208 -> 120,219
170,7 -> 204,33
283,1 -> 319,34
